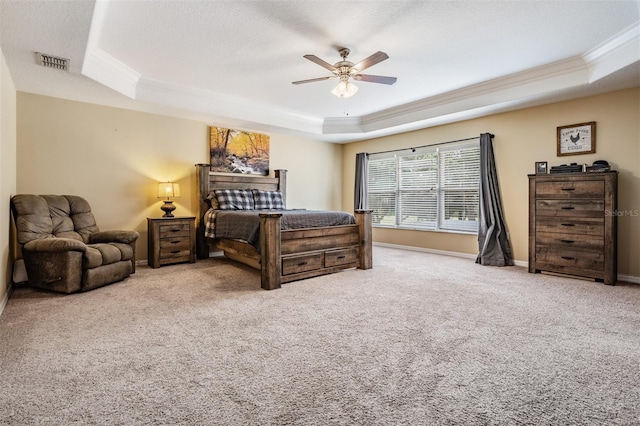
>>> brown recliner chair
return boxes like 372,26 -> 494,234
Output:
11,194 -> 139,294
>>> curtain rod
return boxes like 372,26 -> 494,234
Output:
368,133 -> 494,156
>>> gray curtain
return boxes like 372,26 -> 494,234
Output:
476,133 -> 514,266
354,153 -> 368,211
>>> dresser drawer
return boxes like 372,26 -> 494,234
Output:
535,217 -> 603,235
536,180 -> 604,199
535,247 -> 604,271
535,199 -> 604,217
325,247 -> 359,267
282,252 -> 323,275
535,232 -> 603,251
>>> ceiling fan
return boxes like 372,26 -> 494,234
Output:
292,47 -> 397,98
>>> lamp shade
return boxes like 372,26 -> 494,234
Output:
157,182 -> 180,199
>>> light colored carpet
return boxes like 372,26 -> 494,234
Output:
1,246 -> 639,425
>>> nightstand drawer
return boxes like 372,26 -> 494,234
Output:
159,223 -> 191,237
160,247 -> 192,259
159,236 -> 191,260
160,235 -> 191,248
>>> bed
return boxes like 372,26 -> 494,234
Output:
196,164 -> 372,290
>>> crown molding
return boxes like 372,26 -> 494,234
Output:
583,22 -> 640,64
583,22 -> 640,82
135,76 -> 323,135
81,47 -> 140,99
81,0 -> 140,98
322,57 -> 589,135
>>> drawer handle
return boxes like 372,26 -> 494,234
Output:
171,250 -> 180,254
561,187 -> 576,191
561,223 -> 576,227
170,240 -> 181,244
561,256 -> 575,260
561,206 -> 575,210
560,239 -> 575,244
297,261 -> 308,266
336,255 -> 346,259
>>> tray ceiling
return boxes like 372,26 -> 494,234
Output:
1,0 -> 639,142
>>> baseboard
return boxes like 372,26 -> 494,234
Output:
373,242 -> 638,283
136,251 -> 224,267
373,242 -> 529,267
0,282 -> 13,318
618,273 -> 640,284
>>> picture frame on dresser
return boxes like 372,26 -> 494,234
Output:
557,121 -> 596,156
535,161 -> 548,174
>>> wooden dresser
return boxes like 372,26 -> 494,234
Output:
147,217 -> 196,268
528,172 -> 617,285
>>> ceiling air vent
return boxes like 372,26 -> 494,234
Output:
35,52 -> 70,71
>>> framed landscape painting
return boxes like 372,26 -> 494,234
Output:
209,127 -> 269,175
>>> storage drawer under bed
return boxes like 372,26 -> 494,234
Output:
324,247 -> 359,267
281,246 -> 360,276
282,252 -> 323,275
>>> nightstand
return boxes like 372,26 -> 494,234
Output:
147,217 -> 196,268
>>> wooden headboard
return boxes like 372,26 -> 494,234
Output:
194,163 -> 287,257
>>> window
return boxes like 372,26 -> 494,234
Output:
367,142 -> 480,233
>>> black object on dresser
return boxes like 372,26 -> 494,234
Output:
528,171 -> 617,285
147,217 -> 196,268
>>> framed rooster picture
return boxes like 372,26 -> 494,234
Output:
557,122 -> 596,156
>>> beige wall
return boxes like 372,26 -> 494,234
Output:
16,93 -> 343,262
11,88 -> 640,283
270,134 -> 343,210
1,47 -> 17,311
342,88 -> 640,280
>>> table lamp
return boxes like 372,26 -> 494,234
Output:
157,182 -> 180,217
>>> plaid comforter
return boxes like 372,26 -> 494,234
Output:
204,209 -> 356,248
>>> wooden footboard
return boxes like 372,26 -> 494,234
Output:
258,210 -> 372,290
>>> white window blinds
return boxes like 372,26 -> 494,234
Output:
367,142 -> 480,233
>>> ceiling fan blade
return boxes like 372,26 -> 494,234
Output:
292,76 -> 335,85
352,51 -> 389,72
303,55 -> 338,72
353,74 -> 397,85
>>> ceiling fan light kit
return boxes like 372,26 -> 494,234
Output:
331,79 -> 358,98
293,47 -> 397,98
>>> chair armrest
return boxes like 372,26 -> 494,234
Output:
90,230 -> 140,244
23,237 -> 87,253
